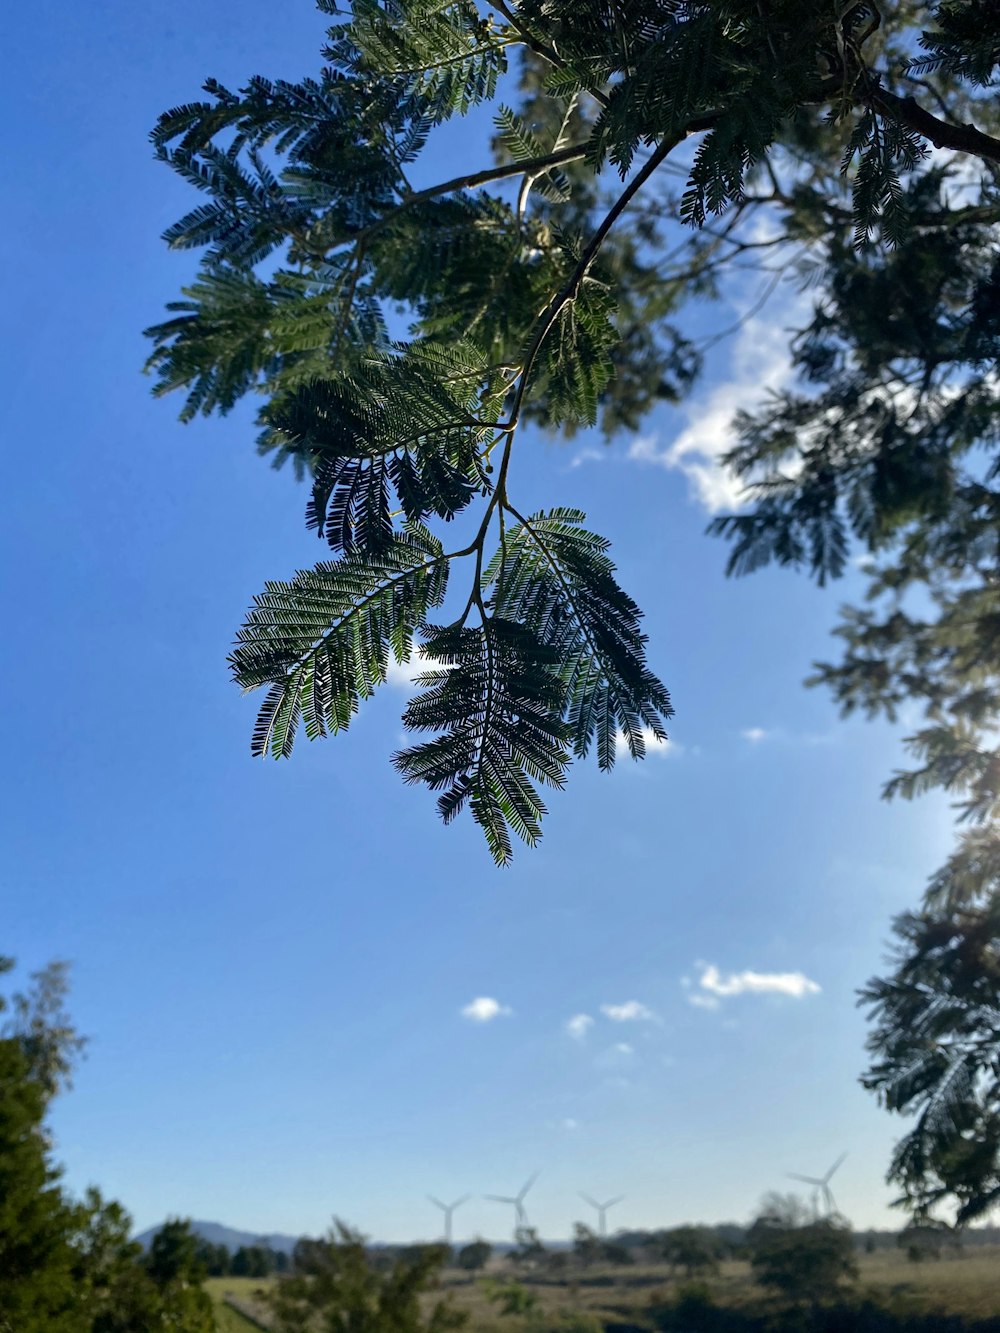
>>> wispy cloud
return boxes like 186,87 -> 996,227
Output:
741,727 -> 770,743
614,729 -> 681,759
566,1013 -> 594,1041
740,726 -> 838,748
601,1000 -> 656,1023
461,996 -> 513,1023
561,1117 -> 580,1130
595,1042 -> 636,1071
569,446 -> 607,469
688,963 -> 821,1006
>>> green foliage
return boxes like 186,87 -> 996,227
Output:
746,1212 -> 857,1304
145,1218 -> 208,1287
506,1228 -> 548,1269
0,961 -> 214,1333
861,897 -> 1000,1225
659,1225 -> 724,1277
571,1223 -> 602,1270
0,1035 -> 81,1333
231,525 -> 449,758
269,1221 -> 466,1333
483,1278 -> 539,1316
456,1239 -> 492,1271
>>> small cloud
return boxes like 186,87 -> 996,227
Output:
601,1001 -> 656,1023
614,1042 -> 635,1055
461,996 -> 513,1023
566,1013 -> 594,1041
741,727 -> 770,743
614,729 -> 681,759
687,992 -> 721,1011
570,446 -> 607,469
693,963 -> 821,1002
561,1117 -> 580,1130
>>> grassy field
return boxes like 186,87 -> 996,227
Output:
203,1247 -> 1000,1331
205,1276 -> 274,1331
444,1248 -> 1000,1325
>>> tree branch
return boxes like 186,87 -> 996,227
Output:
396,141 -> 590,210
505,130 -> 688,428
872,88 -> 1000,167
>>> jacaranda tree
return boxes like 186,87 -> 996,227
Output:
148,0 -> 1000,1216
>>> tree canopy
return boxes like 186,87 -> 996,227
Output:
270,1222 -> 465,1333
149,0 -> 1000,1216
0,958 -> 215,1333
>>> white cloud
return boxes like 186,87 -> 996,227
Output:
601,1000 -> 656,1023
741,727 -> 770,743
570,446 -> 607,469
687,992 -> 721,1011
385,657 -> 425,690
624,308 -> 800,514
692,963 -> 821,1003
386,654 -> 449,690
614,729 -> 681,759
561,1117 -> 580,1130
566,1013 -> 594,1041
614,1042 -> 635,1055
461,996 -> 513,1023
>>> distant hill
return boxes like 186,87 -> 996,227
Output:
135,1219 -> 301,1255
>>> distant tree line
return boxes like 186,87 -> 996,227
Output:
193,1237 -> 290,1277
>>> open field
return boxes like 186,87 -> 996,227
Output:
204,1247 -> 1000,1331
440,1248 -> 1000,1329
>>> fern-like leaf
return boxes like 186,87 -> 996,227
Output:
231,525 -> 448,757
393,619 -> 571,865
486,508 -> 673,765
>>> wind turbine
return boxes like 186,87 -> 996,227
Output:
787,1152 -> 848,1217
485,1172 -> 539,1237
427,1194 -> 470,1245
579,1193 -> 624,1238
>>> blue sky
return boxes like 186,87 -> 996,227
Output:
2,1 -> 956,1242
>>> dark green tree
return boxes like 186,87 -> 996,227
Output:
658,1226 -> 723,1278
232,1243 -> 275,1277
456,1239 -> 492,1272
0,1035 -> 81,1332
571,1223 -> 602,1269
72,1190 -> 203,1333
0,960 -> 214,1333
139,1220 -> 216,1332
860,893 -> 1000,1224
144,1218 -> 207,1287
194,1236 -> 231,1276
746,1210 -> 857,1305
0,958 -> 90,1333
270,1222 -> 465,1333
507,1226 -> 547,1269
